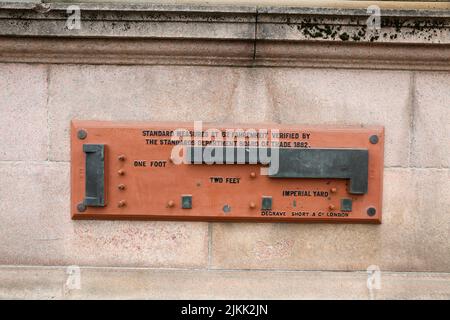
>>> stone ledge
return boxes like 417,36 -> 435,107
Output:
1,265 -> 449,299
2,37 -> 448,70
255,41 -> 450,70
1,2 -> 449,41
0,2 -> 449,69
0,3 -> 257,39
259,5 -> 450,18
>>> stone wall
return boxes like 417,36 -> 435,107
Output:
0,2 -> 449,299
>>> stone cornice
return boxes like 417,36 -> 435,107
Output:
0,2 -> 449,70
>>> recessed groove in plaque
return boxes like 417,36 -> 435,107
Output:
82,144 -> 105,207
186,147 -> 369,194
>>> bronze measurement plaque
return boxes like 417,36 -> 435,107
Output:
71,120 -> 384,223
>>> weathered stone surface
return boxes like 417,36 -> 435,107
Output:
0,3 -> 256,39
0,267 -> 65,300
64,220 -> 208,268
265,68 -> 412,167
412,72 -> 450,168
0,162 -> 208,268
257,9 -> 450,44
228,68 -> 274,123
2,38 -> 450,71
48,65 -> 246,161
29,1 -> 450,11
254,41 -> 450,71
0,37 -> 255,66
1,0 -> 40,3
210,168 -> 450,272
1,266 -> 449,300
1,3 -> 450,70
0,64 -> 48,161
0,162 -> 67,265
1,2 -> 449,45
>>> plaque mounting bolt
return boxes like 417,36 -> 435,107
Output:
77,129 -> 87,140
118,184 -> 126,191
118,169 -> 125,176
330,187 -> 337,193
77,202 -> 86,212
167,200 -> 175,208
250,172 -> 256,178
249,202 -> 256,209
328,204 -> 336,210
118,200 -> 126,208
118,154 -> 126,161
369,135 -> 379,144
367,207 -> 376,216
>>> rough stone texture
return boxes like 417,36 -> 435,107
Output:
228,68 -> 275,123
1,266 -> 449,300
0,3 -> 257,39
48,65 -> 248,161
0,162 -> 208,268
1,0 -> 40,2
211,168 -> 450,272
2,3 -> 450,71
0,64 -> 48,161
254,41 -> 450,71
2,3 -> 450,70
1,2 -> 450,74
2,2 -> 449,44
257,14 -> 450,44
412,72 -> 450,168
265,68 -> 412,167
35,1 -> 450,9
0,162 -> 65,265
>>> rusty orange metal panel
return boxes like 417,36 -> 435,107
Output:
71,120 -> 384,223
